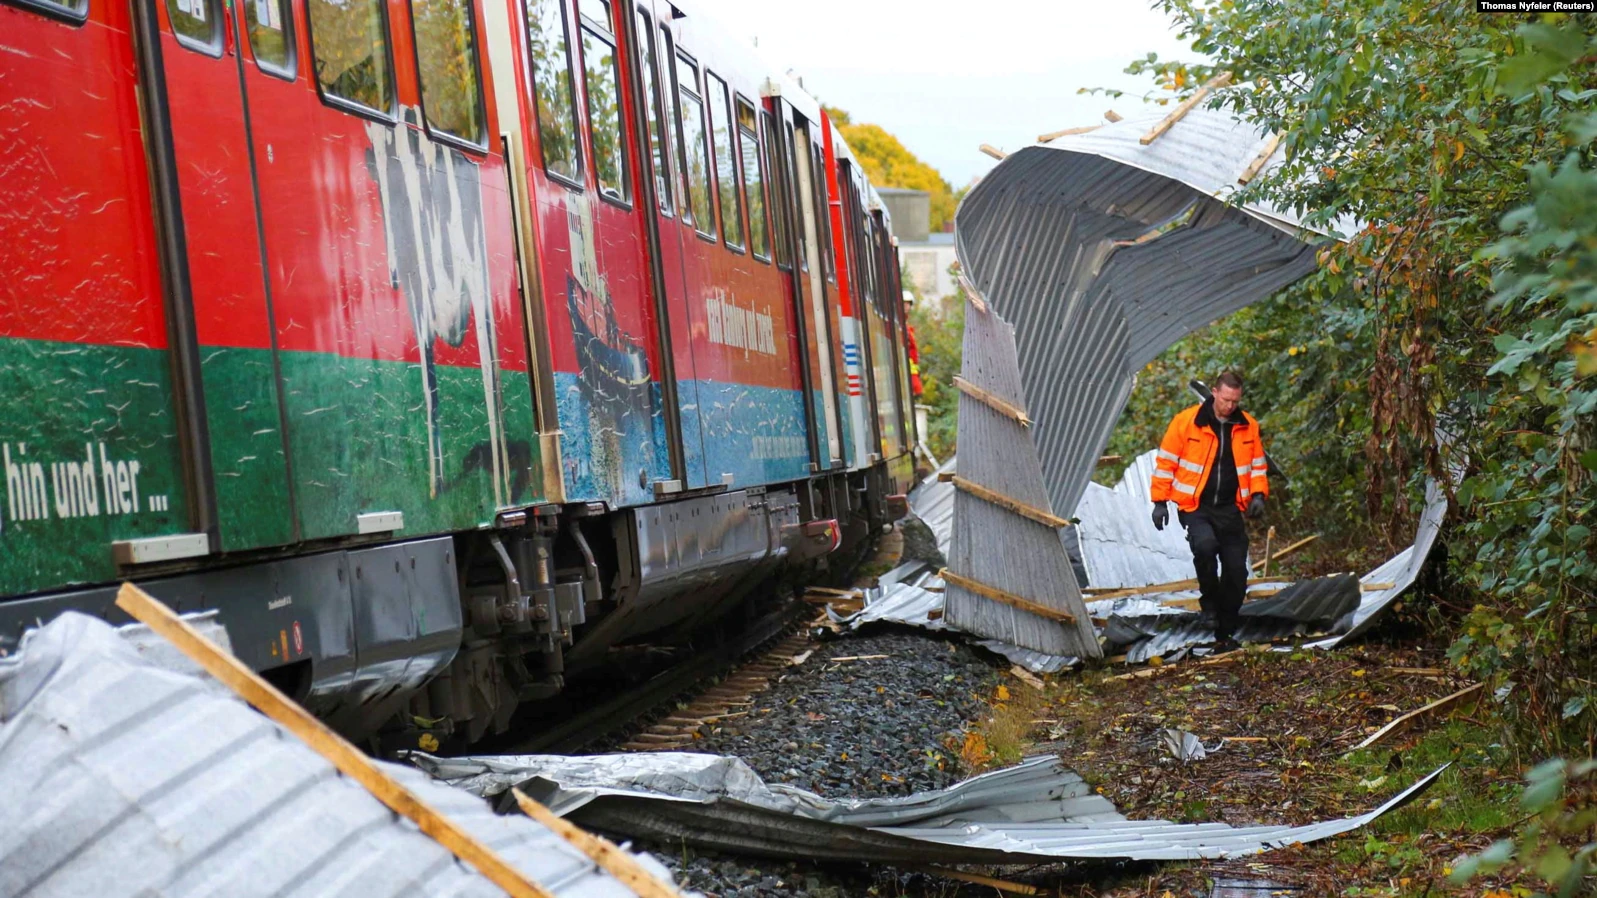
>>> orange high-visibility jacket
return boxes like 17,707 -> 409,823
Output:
1150,403 -> 1268,513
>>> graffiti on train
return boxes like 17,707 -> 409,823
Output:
705,289 -> 777,357
557,197 -> 667,504
365,111 -> 514,506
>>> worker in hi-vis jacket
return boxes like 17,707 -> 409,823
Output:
1148,371 -> 1268,651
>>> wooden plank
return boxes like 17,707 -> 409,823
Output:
1104,109 -> 1123,122
1037,124 -> 1100,143
1095,454 -> 1124,467
952,475 -> 1071,530
1140,72 -> 1234,145
979,143 -> 1007,160
1350,683 -> 1485,752
940,569 -> 1077,625
1249,534 -> 1320,573
114,583 -> 558,898
1237,132 -> 1282,184
513,786 -> 686,898
953,376 -> 1031,427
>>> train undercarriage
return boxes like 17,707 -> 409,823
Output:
0,459 -> 910,752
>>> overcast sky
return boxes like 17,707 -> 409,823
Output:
688,0 -> 1200,188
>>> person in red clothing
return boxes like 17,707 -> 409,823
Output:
1148,371 -> 1269,651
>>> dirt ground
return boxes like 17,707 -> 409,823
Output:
964,641 -> 1557,897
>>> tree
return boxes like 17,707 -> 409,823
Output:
826,106 -> 959,232
1109,3 -> 1597,748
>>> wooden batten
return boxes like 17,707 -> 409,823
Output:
1140,72 -> 1234,145
979,143 -> 1007,160
952,476 -> 1071,530
952,376 -> 1031,427
940,569 -> 1078,625
1037,124 -> 1101,143
1237,132 -> 1283,184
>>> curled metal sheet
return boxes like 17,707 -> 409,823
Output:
415,751 -> 1447,865
0,613 -> 678,898
953,104 -> 1328,560
1308,478 -> 1448,649
1075,451 -> 1207,589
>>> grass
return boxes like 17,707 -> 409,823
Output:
957,644 -> 1566,896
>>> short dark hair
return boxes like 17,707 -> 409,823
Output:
1215,370 -> 1245,392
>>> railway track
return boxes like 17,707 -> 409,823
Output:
506,527 -> 906,755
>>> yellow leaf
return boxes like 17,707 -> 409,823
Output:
1351,669 -> 1367,678
996,684 -> 1011,701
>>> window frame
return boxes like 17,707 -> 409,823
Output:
304,0 -> 400,123
813,142 -> 836,283
3,0 -> 88,26
705,70 -> 744,254
762,110 -> 792,270
523,0 -> 585,190
736,95 -> 771,265
243,0 -> 297,82
635,7 -> 673,219
576,1 -> 632,209
405,0 -> 489,152
166,0 -> 224,57
674,49 -> 716,243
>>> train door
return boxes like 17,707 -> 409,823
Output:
633,1 -> 707,490
138,0 -> 295,551
0,2 -> 202,595
787,116 -> 845,469
519,0 -> 673,506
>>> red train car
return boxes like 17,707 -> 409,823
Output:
0,0 -> 917,747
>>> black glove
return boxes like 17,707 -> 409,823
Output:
1151,502 -> 1168,531
1246,494 -> 1266,519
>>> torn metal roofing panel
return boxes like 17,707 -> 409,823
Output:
953,104 -> 1329,534
1074,463 -> 1198,589
414,752 -> 1447,866
1308,478 -> 1448,649
0,613 -> 679,898
945,300 -> 1101,657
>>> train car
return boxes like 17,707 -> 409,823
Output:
0,0 -> 916,749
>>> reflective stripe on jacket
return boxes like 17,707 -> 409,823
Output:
1149,402 -> 1268,513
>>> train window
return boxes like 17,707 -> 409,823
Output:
410,0 -> 486,146
580,12 -> 629,202
167,0 -> 221,54
737,99 -> 769,262
675,53 -> 715,239
524,0 -> 583,185
706,73 -> 743,251
308,0 -> 394,115
662,28 -> 692,221
245,0 -> 295,77
4,0 -> 88,24
635,10 -> 672,217
763,111 -> 791,269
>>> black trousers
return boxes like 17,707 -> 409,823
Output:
1178,506 -> 1249,640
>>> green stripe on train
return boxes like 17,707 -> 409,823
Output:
1,337 -> 541,596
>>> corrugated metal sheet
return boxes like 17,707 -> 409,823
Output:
0,613 -> 679,898
870,455 -> 1442,661
415,752 -> 1447,866
1075,451 -> 1202,588
1308,478 -> 1448,649
953,105 -> 1329,541
945,301 -> 1101,657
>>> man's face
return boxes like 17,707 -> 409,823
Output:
1213,384 -> 1243,419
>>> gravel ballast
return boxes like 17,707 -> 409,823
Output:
622,628 -> 1006,896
